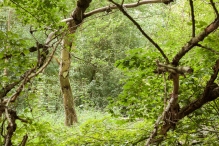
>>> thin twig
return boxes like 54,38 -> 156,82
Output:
196,44 -> 219,55
189,0 -> 195,37
108,0 -> 169,64
71,53 -> 97,68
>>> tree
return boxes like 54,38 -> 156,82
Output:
1,0 -> 219,145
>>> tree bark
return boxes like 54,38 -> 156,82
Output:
59,36 -> 78,125
59,0 -> 92,126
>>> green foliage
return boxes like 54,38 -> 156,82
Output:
62,117 -> 151,146
4,109 -> 152,146
1,0 -> 219,145
108,48 -> 165,119
6,0 -> 71,28
71,12 -> 147,109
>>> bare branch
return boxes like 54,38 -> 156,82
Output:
155,62 -> 193,74
210,0 -> 219,16
189,0 -> 195,37
82,0 -> 173,18
196,44 -> 219,55
146,73 -> 180,145
108,0 -> 170,63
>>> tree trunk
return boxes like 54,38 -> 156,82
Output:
59,36 -> 78,126
59,0 -> 92,126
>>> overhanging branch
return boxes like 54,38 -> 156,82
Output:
61,0 -> 173,22
84,0 -> 172,18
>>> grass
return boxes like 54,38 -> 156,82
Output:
12,108 -> 152,145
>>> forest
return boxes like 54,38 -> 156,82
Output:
0,0 -> 219,145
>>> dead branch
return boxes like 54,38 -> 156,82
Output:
0,36 -> 62,146
155,62 -> 193,74
4,109 -> 17,146
1,29 -> 61,61
148,60 -> 219,144
0,106 -> 28,146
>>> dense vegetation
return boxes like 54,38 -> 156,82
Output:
1,0 -> 219,145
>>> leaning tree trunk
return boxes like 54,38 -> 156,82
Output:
59,0 -> 92,126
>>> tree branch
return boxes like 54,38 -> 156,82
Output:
189,0 -> 195,37
210,0 -> 219,16
108,0 -> 170,63
0,79 -> 22,99
2,37 -> 62,104
19,134 -> 28,146
61,0 -> 173,22
172,17 -> 219,66
196,44 -> 219,55
71,0 -> 92,25
85,0 -> 172,18
179,59 -> 219,119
